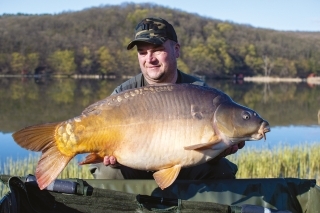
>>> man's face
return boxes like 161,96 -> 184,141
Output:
136,40 -> 180,84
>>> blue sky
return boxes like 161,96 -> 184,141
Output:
1,0 -> 319,32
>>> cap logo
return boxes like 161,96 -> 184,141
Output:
141,23 -> 156,30
126,17 -> 177,50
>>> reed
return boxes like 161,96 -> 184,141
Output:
227,143 -> 320,183
0,154 -> 92,198
1,143 -> 320,198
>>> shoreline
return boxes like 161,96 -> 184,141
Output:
1,74 -> 320,85
244,76 -> 320,84
0,73 -> 118,79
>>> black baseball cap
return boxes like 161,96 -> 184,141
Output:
127,17 -> 178,50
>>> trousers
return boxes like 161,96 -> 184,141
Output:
89,158 -> 238,180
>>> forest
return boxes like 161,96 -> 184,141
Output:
0,3 -> 320,78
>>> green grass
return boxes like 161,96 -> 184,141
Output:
227,143 -> 320,182
1,143 -> 320,198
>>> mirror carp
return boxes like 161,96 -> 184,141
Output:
12,83 -> 270,190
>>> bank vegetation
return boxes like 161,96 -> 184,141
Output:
1,3 -> 320,78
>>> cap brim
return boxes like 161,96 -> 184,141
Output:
127,37 -> 167,50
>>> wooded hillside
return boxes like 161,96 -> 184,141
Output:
0,3 -> 320,78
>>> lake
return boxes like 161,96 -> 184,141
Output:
0,76 -> 319,162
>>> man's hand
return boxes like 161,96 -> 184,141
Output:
218,141 -> 245,158
103,156 -> 120,167
207,141 -> 245,164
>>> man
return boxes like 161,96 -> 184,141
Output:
89,17 -> 245,180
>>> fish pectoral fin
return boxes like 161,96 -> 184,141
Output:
184,135 -> 222,150
36,145 -> 73,190
79,153 -> 103,165
153,165 -> 182,190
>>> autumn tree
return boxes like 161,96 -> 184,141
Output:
47,50 -> 76,74
0,53 -> 10,73
116,37 -> 140,76
177,59 -> 190,74
273,58 -> 297,77
10,52 -> 25,74
25,53 -> 39,73
244,44 -> 264,75
95,46 -> 116,75
79,46 -> 93,73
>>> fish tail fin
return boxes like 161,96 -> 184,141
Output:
12,122 -> 73,190
12,122 -> 60,152
36,145 -> 73,190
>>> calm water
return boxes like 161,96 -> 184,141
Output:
0,77 -> 319,162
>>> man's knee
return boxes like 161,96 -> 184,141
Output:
89,158 -> 238,180
120,166 -> 154,179
212,157 -> 238,179
89,163 -> 124,179
178,158 -> 238,180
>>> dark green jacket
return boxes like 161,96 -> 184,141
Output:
112,70 -> 206,95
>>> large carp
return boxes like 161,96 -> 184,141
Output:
12,83 -> 270,190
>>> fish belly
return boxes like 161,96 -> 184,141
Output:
110,118 -> 219,171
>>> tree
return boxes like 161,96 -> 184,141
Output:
80,46 -> 93,73
177,59 -> 190,74
25,53 -> 39,73
262,56 -> 274,76
10,52 -> 25,74
0,53 -> 10,73
183,43 -> 223,77
217,23 -> 233,34
48,50 -> 76,74
307,56 -> 320,76
219,48 -> 234,74
116,37 -> 140,76
125,9 -> 149,26
96,46 -> 116,75
205,34 -> 235,75
244,44 -> 264,75
274,58 -> 297,77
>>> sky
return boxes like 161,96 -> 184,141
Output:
1,0 -> 319,32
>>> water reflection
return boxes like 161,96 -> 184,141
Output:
206,79 -> 320,127
0,77 -> 319,160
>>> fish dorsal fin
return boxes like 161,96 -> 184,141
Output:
153,165 -> 182,190
36,145 -> 73,190
79,153 -> 103,165
184,135 -> 221,150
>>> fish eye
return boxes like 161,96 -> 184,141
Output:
242,111 -> 251,120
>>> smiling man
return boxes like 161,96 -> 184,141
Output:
89,17 -> 245,180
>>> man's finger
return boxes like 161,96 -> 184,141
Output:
103,156 -> 111,165
238,141 -> 246,149
109,156 -> 117,165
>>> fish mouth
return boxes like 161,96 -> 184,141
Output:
230,121 -> 271,142
256,121 -> 271,140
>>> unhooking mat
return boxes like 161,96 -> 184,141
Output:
1,175 -> 319,213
